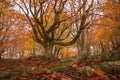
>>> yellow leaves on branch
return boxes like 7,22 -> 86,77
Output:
95,17 -> 119,42
24,37 -> 36,50
61,47 -> 77,57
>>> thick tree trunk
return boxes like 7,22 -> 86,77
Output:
43,44 -> 54,59
76,31 -> 85,55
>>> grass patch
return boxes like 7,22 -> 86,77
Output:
40,57 -> 77,72
0,65 -> 42,79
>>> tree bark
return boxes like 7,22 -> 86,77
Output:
0,53 -> 1,59
100,41 -> 104,53
43,44 -> 54,59
53,46 -> 61,58
32,48 -> 36,57
0,50 -> 4,59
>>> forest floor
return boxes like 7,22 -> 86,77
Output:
0,49 -> 120,80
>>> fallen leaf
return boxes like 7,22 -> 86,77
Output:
22,71 -> 29,77
60,77 -> 72,80
93,69 -> 106,77
72,64 -> 77,68
90,77 -> 99,80
50,72 -> 58,78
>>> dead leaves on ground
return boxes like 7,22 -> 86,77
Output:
11,67 -> 119,80
0,59 -> 120,80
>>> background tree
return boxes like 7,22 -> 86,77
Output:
0,0 -> 13,59
90,0 -> 120,54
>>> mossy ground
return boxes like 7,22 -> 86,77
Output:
0,49 -> 120,79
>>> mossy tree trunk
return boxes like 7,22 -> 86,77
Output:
43,43 -> 54,59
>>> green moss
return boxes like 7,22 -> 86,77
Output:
90,61 -> 120,73
77,66 -> 94,74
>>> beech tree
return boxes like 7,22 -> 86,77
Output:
0,0 -> 12,59
14,0 -> 94,58
4,10 -> 35,59
89,0 -> 120,54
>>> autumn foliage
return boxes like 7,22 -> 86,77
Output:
0,0 -> 120,80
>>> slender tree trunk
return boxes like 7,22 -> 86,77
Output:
0,53 -> 1,59
100,41 -> 104,53
116,36 -> 120,48
32,47 -> 36,57
80,31 -> 85,54
77,45 -> 81,55
53,46 -> 61,58
19,51 -> 25,59
0,50 -> 4,59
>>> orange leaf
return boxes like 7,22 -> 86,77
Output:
22,71 -> 29,77
90,77 -> 100,80
93,69 -> 106,77
50,72 -> 57,79
72,64 -> 77,68
60,77 -> 72,80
